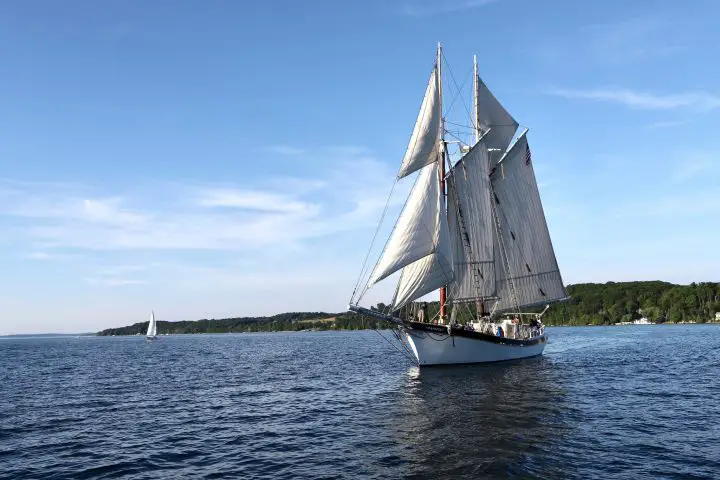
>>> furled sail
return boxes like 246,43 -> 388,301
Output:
476,76 -> 518,154
370,161 -> 447,285
446,140 -> 496,301
392,205 -> 453,308
488,134 -> 567,312
397,67 -> 441,179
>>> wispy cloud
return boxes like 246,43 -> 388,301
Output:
86,277 -> 146,287
582,16 -> 688,61
530,15 -> 695,67
402,0 -> 498,16
24,251 -> 69,261
0,148 -> 401,253
547,88 -> 720,111
261,145 -> 306,156
671,152 -> 718,182
98,265 -> 147,276
195,189 -> 317,214
645,119 -> 690,130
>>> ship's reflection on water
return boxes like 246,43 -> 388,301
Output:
393,357 -> 577,478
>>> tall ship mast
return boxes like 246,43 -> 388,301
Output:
348,44 -> 568,366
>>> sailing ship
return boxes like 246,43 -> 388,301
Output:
146,310 -> 157,340
348,44 -> 568,366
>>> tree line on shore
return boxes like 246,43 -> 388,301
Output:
97,281 -> 720,335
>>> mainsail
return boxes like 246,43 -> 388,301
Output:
487,134 -> 567,312
446,140 -> 495,301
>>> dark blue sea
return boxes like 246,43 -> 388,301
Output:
1,326 -> 719,479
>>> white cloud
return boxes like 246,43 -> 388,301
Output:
547,88 -> 720,111
402,0 -> 498,16
0,149 -> 401,253
98,265 -> 147,276
671,152 -> 718,182
261,145 -> 306,156
530,15 -> 692,67
86,277 -> 146,287
24,251 -> 64,260
645,119 -> 690,130
195,188 -> 316,214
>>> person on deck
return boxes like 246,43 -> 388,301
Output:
417,303 -> 427,323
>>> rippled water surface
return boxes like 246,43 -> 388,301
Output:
1,326 -> 719,479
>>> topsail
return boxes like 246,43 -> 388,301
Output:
476,76 -> 518,154
397,67 -> 442,179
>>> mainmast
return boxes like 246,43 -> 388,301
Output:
438,42 -> 448,323
473,54 -> 480,144
472,54 -> 487,319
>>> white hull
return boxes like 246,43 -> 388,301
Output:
404,330 -> 546,366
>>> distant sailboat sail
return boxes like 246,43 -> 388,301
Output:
146,311 -> 157,339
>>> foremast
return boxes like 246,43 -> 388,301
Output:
437,43 -> 448,322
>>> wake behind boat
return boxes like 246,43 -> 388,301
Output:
146,310 -> 158,340
348,44 -> 568,366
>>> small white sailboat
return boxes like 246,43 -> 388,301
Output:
146,310 -> 158,340
348,44 -> 568,366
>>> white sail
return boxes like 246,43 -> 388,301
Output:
397,67 -> 441,179
476,76 -> 518,154
392,194 -> 454,308
446,141 -> 495,301
147,311 -> 157,337
370,161 -> 445,285
489,134 -> 567,312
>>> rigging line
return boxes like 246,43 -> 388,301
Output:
391,327 -> 417,360
444,129 -> 468,145
445,120 -> 475,130
441,51 -> 474,130
373,328 -> 418,365
443,67 -> 472,122
350,178 -> 398,305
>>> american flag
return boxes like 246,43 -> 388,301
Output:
525,142 -> 532,166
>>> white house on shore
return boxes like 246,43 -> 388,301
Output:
715,312 -> 720,321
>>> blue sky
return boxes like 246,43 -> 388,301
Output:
1,0 -> 719,334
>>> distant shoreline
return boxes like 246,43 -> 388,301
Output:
91,321 -> 720,337
6,322 -> 720,337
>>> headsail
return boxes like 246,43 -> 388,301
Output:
369,161 -> 450,286
476,76 -> 518,154
392,185 -> 453,308
446,140 -> 496,301
397,67 -> 442,179
488,134 -> 567,313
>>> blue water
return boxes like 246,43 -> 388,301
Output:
1,326 -> 719,479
